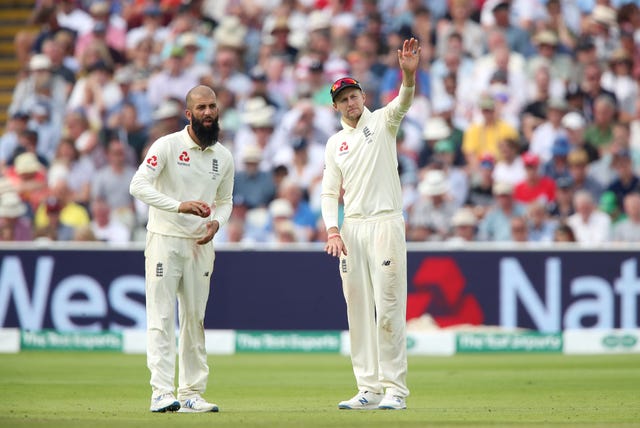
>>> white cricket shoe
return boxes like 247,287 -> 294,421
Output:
338,391 -> 383,410
150,392 -> 180,412
378,393 -> 407,410
178,395 -> 219,413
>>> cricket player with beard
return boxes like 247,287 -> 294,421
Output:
321,38 -> 420,410
130,85 -> 234,413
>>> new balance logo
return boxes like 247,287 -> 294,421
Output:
358,397 -> 368,405
156,263 -> 163,277
382,260 -> 391,266
341,259 -> 347,273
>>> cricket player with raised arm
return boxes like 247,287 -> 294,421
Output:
129,85 -> 234,413
321,38 -> 420,410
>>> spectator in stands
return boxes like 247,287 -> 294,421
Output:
567,190 -> 611,244
529,98 -> 568,164
553,222 -> 577,242
207,37 -> 252,100
599,191 -> 625,225
409,170 -> 456,241
579,62 -> 617,122
526,201 -> 556,243
233,145 -> 276,210
601,48 -> 637,122
28,102 -> 60,164
547,176 -> 575,220
447,207 -> 478,243
489,1 -> 533,58
436,0 -> 485,59
567,149 -> 603,202
542,136 -> 572,181
462,93 -> 518,170
431,139 -> 468,209
125,4 -> 169,54
5,151 -> 48,213
584,95 -> 616,151
493,138 -> 526,187
40,36 -> 75,89
0,112 -> 30,172
49,137 -> 92,207
466,154 -> 496,218
605,148 -> 640,211
418,117 -> 452,169
561,111 -> 599,163
91,139 -> 137,231
0,192 -> 32,241
513,152 -> 556,205
526,30 -> 573,84
277,178 -> 316,242
611,192 -> 640,242
234,97 -> 279,172
509,216 -> 529,243
89,198 -> 131,243
478,182 -> 526,241
146,46 -> 198,109
74,2 -> 126,64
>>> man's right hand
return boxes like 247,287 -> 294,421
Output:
178,201 -> 211,218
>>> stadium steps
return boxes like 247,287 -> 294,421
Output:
0,1 -> 37,127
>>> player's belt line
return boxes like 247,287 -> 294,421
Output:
342,211 -> 403,225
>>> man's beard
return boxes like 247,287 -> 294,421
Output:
191,116 -> 220,147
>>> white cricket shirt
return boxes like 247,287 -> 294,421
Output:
321,85 -> 415,230
130,126 -> 234,238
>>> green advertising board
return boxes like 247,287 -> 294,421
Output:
21,330 -> 123,351
456,332 -> 562,353
236,331 -> 341,353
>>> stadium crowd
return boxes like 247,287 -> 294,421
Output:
2,0 -> 640,245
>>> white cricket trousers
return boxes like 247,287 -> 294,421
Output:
144,232 -> 215,399
339,212 -> 409,398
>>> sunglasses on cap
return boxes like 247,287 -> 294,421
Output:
330,77 -> 361,100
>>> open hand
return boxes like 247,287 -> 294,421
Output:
397,37 -> 421,74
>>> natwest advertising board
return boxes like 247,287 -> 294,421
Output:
0,245 -> 638,332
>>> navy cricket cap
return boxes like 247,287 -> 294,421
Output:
330,77 -> 362,101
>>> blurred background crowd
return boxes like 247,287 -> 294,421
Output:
2,0 -> 640,245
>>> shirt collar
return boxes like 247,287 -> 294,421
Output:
341,107 -> 371,131
182,125 -> 216,152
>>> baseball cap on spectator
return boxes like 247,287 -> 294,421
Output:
522,152 -> 540,167
0,192 -> 27,219
434,139 -> 455,153
45,196 -> 63,214
419,170 -> 449,196
478,93 -> 495,110
451,207 -> 477,227
552,136 -> 570,156
29,54 -> 51,71
480,154 -> 495,169
243,97 -> 276,128
270,16 -> 290,34
493,181 -> 513,196
562,112 -> 586,130
568,149 -> 589,166
556,176 -> 574,189
269,198 -> 293,218
14,152 -> 42,175
152,101 -> 181,121
423,117 -> 451,141
330,77 -> 362,101
241,144 -> 262,163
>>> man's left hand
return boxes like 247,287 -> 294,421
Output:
397,37 -> 420,75
197,220 -> 219,245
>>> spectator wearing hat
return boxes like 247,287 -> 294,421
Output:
0,112 -> 30,171
542,136 -> 572,181
409,169 -> 457,241
5,151 -> 48,213
567,149 -> 603,202
477,181 -> 526,241
566,190 -> 611,244
418,117 -> 452,169
8,54 -> 67,129
547,176 -> 576,220
263,16 -> 298,65
542,0 -> 580,51
234,97 -> 279,172
526,30 -> 574,84
462,93 -> 519,169
588,4 -> 620,63
526,201 -> 557,242
233,145 -> 276,210
529,98 -> 569,163
466,154 -> 496,217
89,198 -> 131,243
493,138 -> 526,187
611,192 -> 640,242
0,192 -> 33,241
74,1 -> 126,63
447,207 -> 478,243
146,46 -> 199,110
150,100 -> 184,135
561,111 -> 599,163
523,64 -> 566,120
601,48 -> 637,121
8,129 -> 50,170
513,152 -> 556,204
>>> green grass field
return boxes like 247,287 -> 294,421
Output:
0,352 -> 638,428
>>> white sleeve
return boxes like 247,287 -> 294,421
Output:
320,140 -> 341,231
212,153 -> 235,228
129,140 -> 181,212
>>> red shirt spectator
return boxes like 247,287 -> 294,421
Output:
513,152 -> 556,204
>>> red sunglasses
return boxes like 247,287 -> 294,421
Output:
330,77 -> 361,98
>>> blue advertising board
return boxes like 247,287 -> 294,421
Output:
0,245 -> 638,332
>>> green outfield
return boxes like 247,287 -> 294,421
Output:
0,352 -> 638,428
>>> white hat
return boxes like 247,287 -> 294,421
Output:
419,170 -> 449,196
243,97 -> 276,128
451,207 -> 477,227
14,152 -> 42,175
423,117 -> 451,141
561,112 -> 586,130
592,5 -> 617,27
242,144 -> 263,163
153,101 -> 182,121
0,178 -> 16,194
114,67 -> 134,84
75,130 -> 95,152
29,54 -> 51,71
308,10 -> 331,31
179,32 -> 199,48
214,16 -> 247,49
269,198 -> 293,218
0,192 -> 27,218
493,181 -> 513,195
